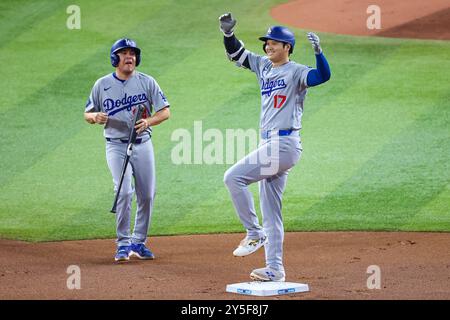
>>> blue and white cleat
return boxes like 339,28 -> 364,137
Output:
130,243 -> 155,260
114,245 -> 131,262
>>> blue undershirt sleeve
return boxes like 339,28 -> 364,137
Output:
306,52 -> 331,87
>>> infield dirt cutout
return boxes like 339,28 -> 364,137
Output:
1,232 -> 450,299
271,0 -> 450,40
1,0 -> 449,300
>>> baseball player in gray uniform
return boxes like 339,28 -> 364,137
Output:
219,13 -> 331,281
84,38 -> 170,262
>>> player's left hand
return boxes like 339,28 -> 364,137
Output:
135,118 -> 149,134
307,32 -> 322,54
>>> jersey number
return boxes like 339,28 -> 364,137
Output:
273,95 -> 287,109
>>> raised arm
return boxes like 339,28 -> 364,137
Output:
219,13 -> 250,69
306,32 -> 331,87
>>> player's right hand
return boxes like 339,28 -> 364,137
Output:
219,12 -> 236,35
94,112 -> 108,124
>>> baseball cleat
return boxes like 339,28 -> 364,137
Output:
233,235 -> 268,257
130,243 -> 155,260
114,245 -> 131,262
250,267 -> 285,282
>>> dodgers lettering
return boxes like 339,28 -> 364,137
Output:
260,78 -> 287,97
103,92 -> 148,115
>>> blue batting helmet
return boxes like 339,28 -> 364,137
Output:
259,26 -> 295,54
110,38 -> 141,67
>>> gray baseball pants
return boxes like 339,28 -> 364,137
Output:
106,136 -> 155,247
224,133 -> 302,272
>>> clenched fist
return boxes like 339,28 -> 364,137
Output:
219,12 -> 236,35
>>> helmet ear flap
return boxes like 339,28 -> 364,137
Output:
135,53 -> 141,66
110,52 -> 119,67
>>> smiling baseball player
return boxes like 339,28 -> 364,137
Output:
84,38 -> 170,262
220,13 -> 331,281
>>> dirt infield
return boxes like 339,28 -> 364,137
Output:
271,0 -> 450,40
1,232 -> 449,299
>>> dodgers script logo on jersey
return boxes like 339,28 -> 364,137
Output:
260,78 -> 287,97
103,92 -> 148,116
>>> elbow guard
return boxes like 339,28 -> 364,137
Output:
225,40 -> 245,61
225,41 -> 249,68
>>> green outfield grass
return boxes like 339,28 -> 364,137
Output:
0,0 -> 449,241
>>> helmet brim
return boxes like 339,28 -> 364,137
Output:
113,46 -> 141,55
259,35 -> 294,44
259,36 -> 279,42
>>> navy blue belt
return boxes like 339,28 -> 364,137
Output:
106,138 -> 143,144
261,129 -> 295,139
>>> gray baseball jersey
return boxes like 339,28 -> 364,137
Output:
85,71 -> 169,138
246,52 -> 311,130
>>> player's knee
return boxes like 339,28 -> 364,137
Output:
121,189 -> 134,200
223,169 -> 234,188
224,169 -> 240,190
139,192 -> 155,205
115,184 -> 133,198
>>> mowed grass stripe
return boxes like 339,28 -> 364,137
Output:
284,43 -> 450,229
0,0 -> 174,114
0,1 -> 180,186
404,185 -> 450,231
286,40 -> 448,220
0,136 -> 115,242
0,1 -> 63,48
294,94 -> 449,231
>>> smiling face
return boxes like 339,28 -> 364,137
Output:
116,47 -> 137,76
264,39 -> 291,65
